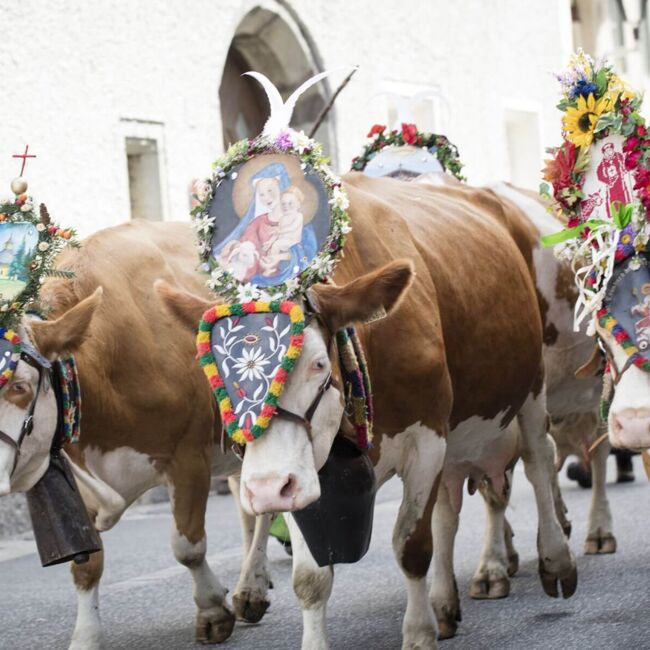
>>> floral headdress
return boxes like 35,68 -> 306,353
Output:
541,50 -> 650,333
191,70 -> 353,445
351,122 -> 465,181
0,173 -> 78,387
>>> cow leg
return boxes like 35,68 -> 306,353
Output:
287,514 -> 333,650
585,432 -> 616,554
504,514 -> 519,576
168,456 -> 235,644
229,474 -> 274,622
518,391 -> 577,598
394,426 -> 445,650
430,480 -> 460,640
69,549 -> 103,650
470,470 -> 514,600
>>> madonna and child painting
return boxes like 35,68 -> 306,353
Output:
209,154 -> 330,286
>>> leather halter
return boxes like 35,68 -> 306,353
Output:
0,343 -> 53,476
597,336 -> 636,386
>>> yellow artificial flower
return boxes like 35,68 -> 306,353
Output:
606,74 -> 637,105
563,93 -> 608,148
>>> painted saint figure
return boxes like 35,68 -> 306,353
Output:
213,161 -> 317,286
597,142 -> 632,217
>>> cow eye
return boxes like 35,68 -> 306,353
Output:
10,382 -> 28,394
312,357 -> 328,372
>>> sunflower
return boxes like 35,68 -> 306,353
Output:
563,93 -> 608,148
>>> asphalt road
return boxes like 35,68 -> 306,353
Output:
1,456 -> 649,650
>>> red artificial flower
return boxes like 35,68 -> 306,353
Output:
367,124 -> 386,138
543,141 -> 577,190
401,123 -> 418,145
637,125 -> 648,137
625,150 -> 641,170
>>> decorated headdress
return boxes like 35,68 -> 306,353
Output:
192,70 -> 359,446
350,90 -> 465,180
0,152 -> 78,389
541,51 -> 650,370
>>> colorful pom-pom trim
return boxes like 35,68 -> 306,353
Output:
597,307 -> 650,373
197,300 -> 305,445
0,328 -> 21,389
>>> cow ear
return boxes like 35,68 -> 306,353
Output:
30,287 -> 103,360
575,344 -> 603,379
154,280 -> 216,331
313,260 -> 414,333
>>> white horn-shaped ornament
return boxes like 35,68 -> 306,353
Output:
373,88 -> 449,129
244,69 -> 348,138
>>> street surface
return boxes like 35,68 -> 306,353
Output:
1,456 -> 649,650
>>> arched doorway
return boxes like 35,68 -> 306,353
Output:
219,4 -> 335,161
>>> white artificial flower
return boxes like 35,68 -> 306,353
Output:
192,215 -> 215,234
629,256 -> 642,270
199,262 -> 210,273
0,197 -> 13,206
20,203 -> 33,212
36,223 -> 46,232
314,255 -> 334,275
233,347 -> 271,382
38,241 -> 49,251
284,277 -> 301,295
236,282 -> 260,303
292,130 -> 312,154
339,220 -> 352,235
329,186 -> 349,211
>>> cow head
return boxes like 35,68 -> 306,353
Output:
0,288 -> 102,495
594,322 -> 650,449
156,260 -> 414,515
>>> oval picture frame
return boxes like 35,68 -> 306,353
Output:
192,133 -> 351,302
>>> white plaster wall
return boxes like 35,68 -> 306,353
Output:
0,0 -> 574,236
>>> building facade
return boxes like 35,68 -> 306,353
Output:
0,0 -> 604,236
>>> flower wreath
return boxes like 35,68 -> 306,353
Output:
0,182 -> 78,326
196,299 -> 305,445
540,51 -> 650,333
350,122 -> 466,181
0,178 -> 78,387
191,131 -> 351,303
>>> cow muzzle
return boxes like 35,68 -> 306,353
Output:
242,472 -> 320,514
610,407 -> 650,450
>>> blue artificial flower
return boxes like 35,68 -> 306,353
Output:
570,78 -> 598,100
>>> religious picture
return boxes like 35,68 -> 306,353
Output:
580,134 -> 634,222
209,154 -> 330,288
0,222 -> 38,301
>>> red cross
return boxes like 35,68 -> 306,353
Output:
12,145 -> 36,177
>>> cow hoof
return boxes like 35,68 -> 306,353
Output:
507,551 -> 519,577
584,532 -> 617,555
434,604 -> 461,640
538,559 -> 578,599
402,628 -> 438,649
195,605 -> 236,644
233,590 -> 270,623
469,573 -> 510,600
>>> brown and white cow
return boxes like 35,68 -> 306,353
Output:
0,221 -> 274,649
408,175 -> 609,626
160,173 -> 577,650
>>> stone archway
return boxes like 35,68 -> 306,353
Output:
219,4 -> 335,160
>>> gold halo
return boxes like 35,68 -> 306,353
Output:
641,283 -> 650,295
231,154 -> 319,223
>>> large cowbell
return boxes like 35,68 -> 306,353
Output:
364,144 -> 443,179
604,252 -> 650,354
26,450 -> 102,567
292,436 -> 376,567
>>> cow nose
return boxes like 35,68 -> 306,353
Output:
244,474 -> 298,514
612,408 -> 650,448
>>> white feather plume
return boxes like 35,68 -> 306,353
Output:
244,69 -> 348,138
